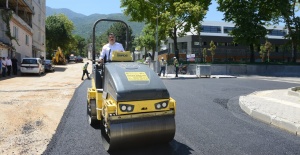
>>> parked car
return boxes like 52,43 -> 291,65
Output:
44,59 -> 55,72
75,56 -> 83,63
69,54 -> 76,63
20,58 -> 45,76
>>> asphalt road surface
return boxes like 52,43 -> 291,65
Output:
43,77 -> 300,155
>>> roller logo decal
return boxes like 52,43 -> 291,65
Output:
125,72 -> 149,81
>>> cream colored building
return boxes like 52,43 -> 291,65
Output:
32,0 -> 46,58
0,0 -> 46,60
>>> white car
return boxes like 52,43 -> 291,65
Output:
20,58 -> 45,76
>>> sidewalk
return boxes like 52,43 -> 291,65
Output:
159,74 -> 300,136
159,74 -> 237,79
239,88 -> 300,136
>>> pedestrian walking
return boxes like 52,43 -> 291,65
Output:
6,57 -> 12,76
158,57 -> 167,77
173,57 -> 179,78
82,62 -> 90,80
11,56 -> 18,75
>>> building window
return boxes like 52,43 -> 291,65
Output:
25,35 -> 29,45
224,27 -> 234,33
218,42 -> 227,46
13,26 -> 18,39
201,26 -> 221,33
268,29 -> 286,36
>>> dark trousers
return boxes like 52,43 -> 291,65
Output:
159,66 -> 166,76
82,70 -> 90,79
7,65 -> 11,76
13,65 -> 17,75
175,67 -> 178,77
2,67 -> 6,77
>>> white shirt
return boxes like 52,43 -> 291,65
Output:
6,59 -> 12,66
99,42 -> 125,61
2,59 -> 7,66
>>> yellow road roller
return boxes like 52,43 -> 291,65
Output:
86,19 -> 176,151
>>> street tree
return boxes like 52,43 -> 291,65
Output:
209,41 -> 216,62
217,0 -> 277,63
265,41 -> 273,63
202,48 -> 207,63
121,0 -> 210,60
260,45 -> 266,62
105,22 -> 134,51
139,24 -> 156,59
73,35 -> 86,56
272,0 -> 300,63
46,14 -> 74,58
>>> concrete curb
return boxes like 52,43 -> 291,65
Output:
288,87 -> 300,98
239,97 -> 299,136
160,74 -> 237,79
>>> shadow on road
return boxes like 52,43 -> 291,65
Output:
53,66 -> 67,72
108,140 -> 193,155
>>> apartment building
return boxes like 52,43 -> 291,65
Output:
0,0 -> 45,60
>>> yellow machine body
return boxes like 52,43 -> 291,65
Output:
87,20 -> 176,151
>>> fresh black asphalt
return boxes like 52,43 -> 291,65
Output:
43,78 -> 300,155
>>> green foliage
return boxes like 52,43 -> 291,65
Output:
273,0 -> 300,63
265,41 -> 273,62
121,0 -> 211,58
106,23 -> 134,51
202,48 -> 207,63
93,22 -> 134,52
209,41 -> 216,62
67,13 -> 144,39
1,9 -> 18,47
138,24 -> 156,59
46,14 -> 75,58
217,0 -> 277,63
259,45 -> 266,62
73,35 -> 86,56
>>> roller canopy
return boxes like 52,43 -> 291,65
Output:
103,62 -> 170,101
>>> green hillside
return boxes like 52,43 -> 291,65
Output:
46,7 -> 145,39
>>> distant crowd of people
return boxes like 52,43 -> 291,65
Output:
0,56 -> 19,78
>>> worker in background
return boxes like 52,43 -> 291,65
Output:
82,62 -> 90,80
6,57 -> 12,76
158,57 -> 167,77
99,33 -> 125,63
173,57 -> 179,78
11,56 -> 18,75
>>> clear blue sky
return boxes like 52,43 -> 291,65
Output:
46,0 -> 224,21
46,0 -> 298,22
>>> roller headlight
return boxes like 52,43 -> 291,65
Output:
119,104 -> 134,112
162,102 -> 167,108
155,101 -> 169,109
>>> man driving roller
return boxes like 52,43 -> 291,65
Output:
99,33 -> 125,63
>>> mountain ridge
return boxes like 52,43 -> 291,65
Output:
46,6 -> 145,39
